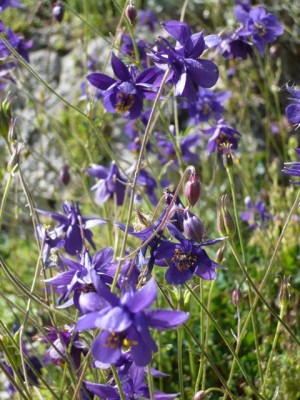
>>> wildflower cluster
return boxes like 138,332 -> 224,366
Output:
1,1 -> 299,399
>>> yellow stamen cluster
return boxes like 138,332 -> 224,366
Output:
115,93 -> 135,114
172,248 -> 197,272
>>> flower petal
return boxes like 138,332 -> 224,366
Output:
146,309 -> 189,329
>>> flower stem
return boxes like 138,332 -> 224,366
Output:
111,364 -> 126,400
147,364 -> 155,400
195,279 -> 205,392
260,304 -> 285,396
0,164 -> 18,232
111,67 -> 171,291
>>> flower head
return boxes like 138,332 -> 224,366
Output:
154,224 -> 224,285
285,87 -> 300,128
87,162 -> 127,206
37,201 -> 106,255
87,53 -> 156,119
0,0 -> 22,11
239,196 -> 271,229
149,21 -> 219,101
76,278 -> 189,366
283,148 -> 300,185
204,119 -> 241,154
235,5 -> 284,54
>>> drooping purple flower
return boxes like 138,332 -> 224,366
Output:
124,109 -> 150,153
87,161 -> 128,206
239,196 -> 271,230
45,248 -> 113,312
149,20 -> 220,101
283,148 -> 300,185
155,126 -> 201,165
154,224 -> 224,285
137,10 -> 158,32
41,326 -> 87,370
0,0 -> 22,11
85,358 -> 178,400
37,201 -> 107,255
0,21 -> 31,62
204,119 -> 241,154
184,88 -> 231,124
235,5 -> 284,55
218,30 -> 253,60
87,53 -> 157,119
76,278 -> 189,366
285,87 -> 300,127
120,34 -> 148,68
36,224 -> 64,268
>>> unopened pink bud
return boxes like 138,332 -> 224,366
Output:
184,173 -> 201,207
231,287 -> 243,306
193,391 -> 206,400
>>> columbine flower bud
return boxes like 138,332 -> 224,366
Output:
278,276 -> 291,307
183,210 -> 205,243
215,244 -> 226,264
231,286 -> 243,306
193,391 -> 206,400
59,164 -> 71,186
184,172 -> 201,207
217,195 -> 235,237
126,4 -> 137,24
52,2 -> 64,23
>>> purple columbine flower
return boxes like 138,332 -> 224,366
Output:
120,34 -> 148,68
239,196 -> 271,230
155,126 -> 201,165
184,88 -> 231,124
0,0 -> 22,11
204,119 -> 241,154
149,20 -> 220,101
154,224 -> 224,285
87,53 -> 157,119
286,87 -> 300,127
36,224 -> 64,268
283,148 -> 300,185
85,359 -> 177,399
76,278 -> 189,366
37,201 -> 107,255
0,21 -> 31,62
87,161 -> 127,206
137,10 -> 158,32
45,248 -> 113,312
218,30 -> 253,60
41,326 -> 87,370
235,5 -> 284,55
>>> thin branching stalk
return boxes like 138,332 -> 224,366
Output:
260,304 -> 286,396
147,364 -> 155,400
111,364 -> 126,400
185,284 -> 265,399
111,67 -> 171,291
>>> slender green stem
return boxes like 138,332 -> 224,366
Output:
225,166 -> 245,264
185,284 -> 265,399
201,279 -> 215,390
147,364 -> 155,400
195,279 -> 205,392
157,282 -> 237,399
178,325 -> 185,400
111,67 -> 171,291
0,164 -> 18,232
261,305 -> 285,396
111,364 -> 126,400
0,359 -> 30,400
